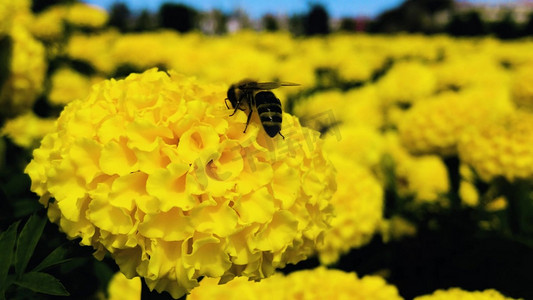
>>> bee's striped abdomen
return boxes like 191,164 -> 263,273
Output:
255,91 -> 282,137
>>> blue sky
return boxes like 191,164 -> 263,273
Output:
82,0 -> 522,19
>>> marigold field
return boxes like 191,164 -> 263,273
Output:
1,1 -> 533,300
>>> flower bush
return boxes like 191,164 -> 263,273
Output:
25,69 -> 336,298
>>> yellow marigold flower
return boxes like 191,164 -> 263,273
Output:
0,25 -> 47,117
25,69 -> 335,299
414,287 -> 520,300
458,110 -> 533,182
48,68 -> 101,105
511,63 -> 533,110
433,53 -> 509,91
402,155 -> 449,204
384,132 -> 449,204
1,112 -> 55,148
65,3 -> 108,28
323,125 -> 385,170
459,164 -> 479,207
399,88 -> 514,156
381,215 -> 417,242
189,267 -> 403,300
0,0 -> 31,35
107,272 -> 141,300
66,30 -> 119,73
459,180 -> 479,207
317,161 -> 384,265
294,86 -> 383,131
29,6 -> 66,41
377,60 -> 436,105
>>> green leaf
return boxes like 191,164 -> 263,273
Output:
14,214 -> 47,275
32,244 -> 72,272
14,272 -> 69,296
0,221 -> 20,293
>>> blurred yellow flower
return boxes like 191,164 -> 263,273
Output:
0,25 -> 47,117
0,0 -> 31,35
385,132 -> 449,204
25,69 -> 335,299
459,110 -> 533,182
65,3 -> 108,28
1,112 -> 55,148
294,86 -> 383,132
459,180 -> 479,207
381,215 -> 417,242
399,87 -> 514,156
66,30 -> 119,73
511,63 -> 533,110
377,60 -> 436,105
189,267 -> 403,300
323,124 -> 384,170
29,5 -> 66,41
433,53 -> 509,91
48,67 -> 101,105
414,287 -> 519,300
459,164 -> 479,207
317,161 -> 384,265
402,155 -> 449,204
107,272 -> 141,300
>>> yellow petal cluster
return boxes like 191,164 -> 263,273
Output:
25,69 -> 335,298
0,25 -> 47,117
385,132 -> 449,204
293,85 -> 383,131
188,267 -> 403,300
1,112 -> 56,148
377,60 -> 437,105
317,161 -> 384,264
65,3 -> 108,29
398,88 -> 514,156
29,6 -> 67,41
511,63 -> 533,110
414,288 -> 520,300
107,272 -> 141,300
0,0 -> 31,35
458,110 -> 533,182
66,30 -> 119,74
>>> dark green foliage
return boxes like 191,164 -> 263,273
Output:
304,4 -> 330,35
108,2 -> 132,32
446,11 -> 488,36
159,3 -> 198,33
262,14 -> 279,32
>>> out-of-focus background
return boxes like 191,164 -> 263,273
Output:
1,0 -> 533,299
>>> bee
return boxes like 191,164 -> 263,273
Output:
226,79 -> 299,138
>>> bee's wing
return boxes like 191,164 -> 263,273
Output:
253,82 -> 300,90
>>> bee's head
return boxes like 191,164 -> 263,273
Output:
226,84 -> 238,108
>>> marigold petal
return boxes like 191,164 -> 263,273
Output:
146,161 -> 197,211
254,211 -> 299,253
233,187 -> 275,224
139,208 -> 194,241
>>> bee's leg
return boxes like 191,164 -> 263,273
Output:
278,132 -> 285,139
243,108 -> 253,133
225,98 -> 230,109
229,104 -> 240,116
229,94 -> 245,116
